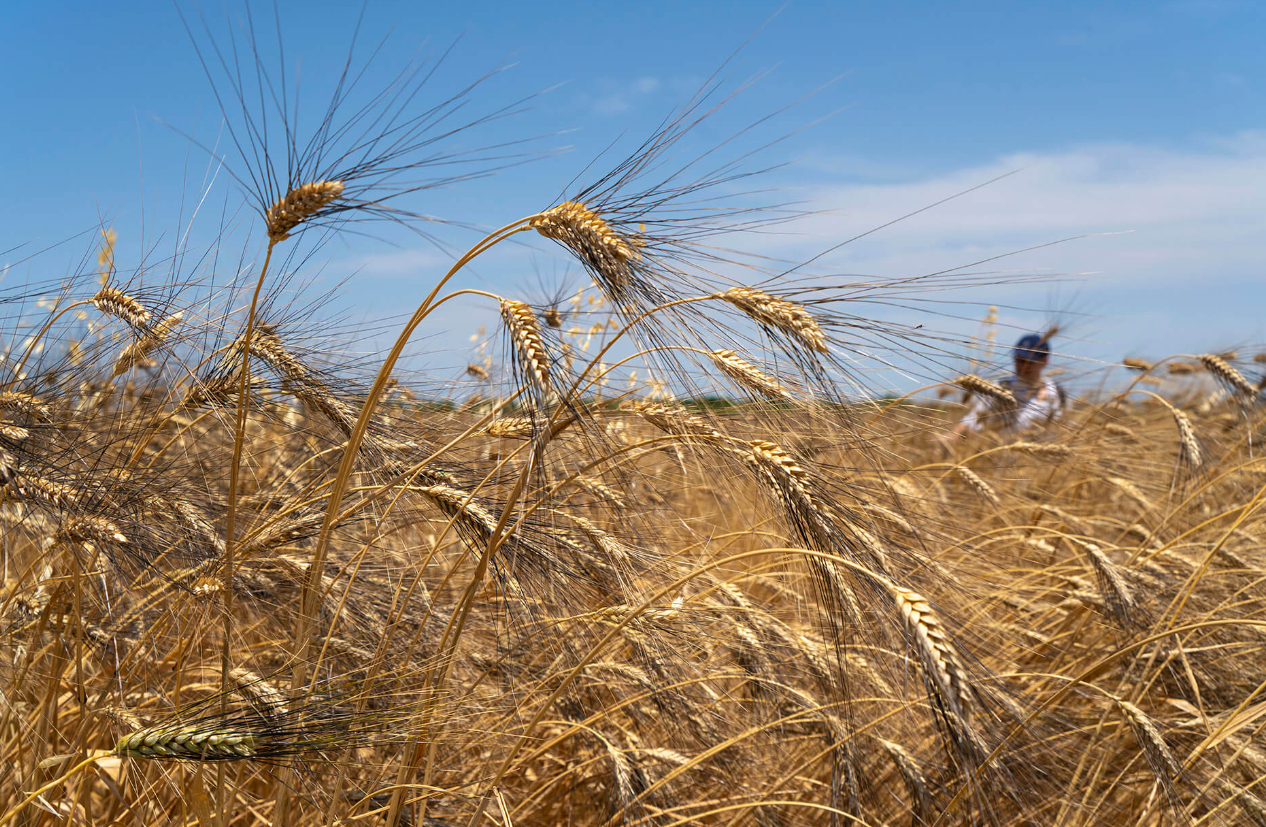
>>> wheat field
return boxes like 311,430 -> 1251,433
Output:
2,12 -> 1265,827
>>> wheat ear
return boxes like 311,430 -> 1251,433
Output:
265,180 -> 344,242
530,201 -> 640,283
1074,540 -> 1137,624
889,583 -> 976,728
91,287 -> 152,328
1198,353 -> 1256,397
1110,697 -> 1182,793
1004,442 -> 1073,459
0,392 -> 52,422
1155,396 -> 1202,468
955,465 -> 1000,507
481,416 -> 536,438
954,374 -> 1016,406
112,312 -> 183,377
631,402 -> 722,441
711,350 -> 796,403
115,724 -> 256,760
720,286 -> 828,353
499,300 -> 550,391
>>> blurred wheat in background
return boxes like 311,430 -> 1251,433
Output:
2,6 -> 1266,827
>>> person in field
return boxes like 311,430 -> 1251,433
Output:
951,332 -> 1065,438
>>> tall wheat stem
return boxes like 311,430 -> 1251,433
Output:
295,219 -> 533,688
222,240 -> 276,827
282,221 -> 535,827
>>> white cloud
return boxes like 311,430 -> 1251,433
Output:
586,76 -> 663,116
337,248 -> 449,278
755,134 -> 1266,366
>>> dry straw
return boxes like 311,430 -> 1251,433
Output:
265,180 -> 345,242
720,286 -> 828,353
1121,357 -> 1152,372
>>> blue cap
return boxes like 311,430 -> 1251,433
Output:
1014,333 -> 1050,362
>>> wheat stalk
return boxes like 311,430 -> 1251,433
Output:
112,312 -> 183,377
91,287 -> 152,328
1122,357 -> 1152,371
955,465 -> 1000,507
1198,353 -> 1256,397
720,286 -> 828,353
499,300 -> 550,391
265,180 -> 345,242
710,350 -> 796,403
115,723 -> 256,760
954,374 -> 1016,406
530,201 -> 641,288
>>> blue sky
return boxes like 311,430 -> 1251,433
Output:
2,1 -> 1264,391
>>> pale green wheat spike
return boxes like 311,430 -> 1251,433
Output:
114,724 -> 256,760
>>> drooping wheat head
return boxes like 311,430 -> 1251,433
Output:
499,299 -> 551,392
265,180 -> 345,242
720,286 -> 828,354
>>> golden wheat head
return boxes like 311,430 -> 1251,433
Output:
266,180 -> 345,242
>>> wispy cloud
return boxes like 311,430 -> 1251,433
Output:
585,76 -> 662,116
337,248 -> 450,279
753,133 -> 1266,362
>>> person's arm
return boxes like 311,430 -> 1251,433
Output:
949,396 -> 988,438
1012,382 -> 1058,431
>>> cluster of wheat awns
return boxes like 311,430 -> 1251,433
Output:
4,21 -> 1266,827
